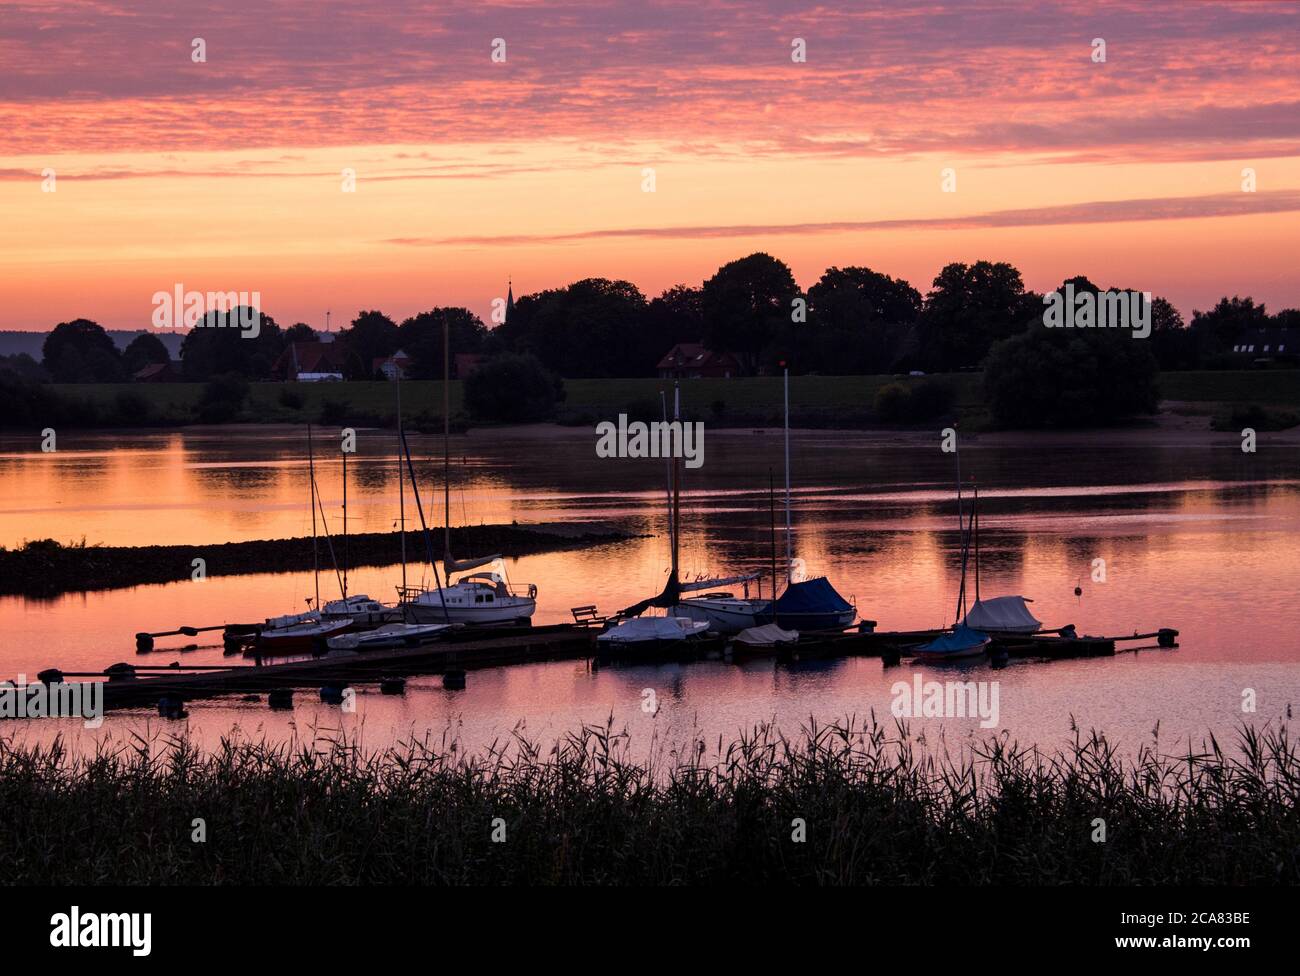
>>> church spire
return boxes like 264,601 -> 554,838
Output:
505,279 -> 515,324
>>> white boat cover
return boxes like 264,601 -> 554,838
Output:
598,616 -> 705,643
964,596 -> 1041,634
734,624 -> 799,646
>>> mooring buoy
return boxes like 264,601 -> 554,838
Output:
1157,628 -> 1179,648
319,683 -> 348,705
268,689 -> 294,709
134,633 -> 154,652
158,695 -> 188,720
37,668 -> 64,685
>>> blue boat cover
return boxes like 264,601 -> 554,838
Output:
774,577 -> 853,614
918,623 -> 988,653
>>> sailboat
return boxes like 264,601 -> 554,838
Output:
665,390 -> 773,634
911,462 -> 991,662
598,385 -> 712,655
258,425 -> 355,651
399,316 -> 537,626
960,484 -> 1042,636
752,367 -> 856,633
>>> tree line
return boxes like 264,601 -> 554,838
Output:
8,253 -> 1294,390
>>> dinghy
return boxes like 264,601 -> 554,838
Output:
325,621 -> 455,651
911,623 -> 991,662
732,623 -> 799,649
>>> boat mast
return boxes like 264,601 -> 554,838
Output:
443,312 -> 451,568
397,377 -> 406,593
341,440 -> 348,599
973,482 -> 981,603
308,423 -> 319,611
661,390 -> 674,557
400,428 -> 450,623
671,384 -> 681,584
783,365 -> 792,585
769,468 -> 778,602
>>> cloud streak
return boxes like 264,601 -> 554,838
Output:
385,190 -> 1300,246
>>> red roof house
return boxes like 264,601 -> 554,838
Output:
656,343 -> 740,379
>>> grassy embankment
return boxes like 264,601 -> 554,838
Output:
39,369 -> 1300,430
0,525 -> 631,598
1,719 -> 1296,884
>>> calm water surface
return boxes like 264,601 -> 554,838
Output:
1,425 -> 1297,759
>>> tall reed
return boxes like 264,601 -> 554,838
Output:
1,718 -> 1295,884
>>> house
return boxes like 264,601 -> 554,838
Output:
1230,327 -> 1300,366
273,341 -> 348,382
656,342 -> 741,379
373,349 -> 412,381
133,361 -> 179,383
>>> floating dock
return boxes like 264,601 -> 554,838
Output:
40,625 -> 596,712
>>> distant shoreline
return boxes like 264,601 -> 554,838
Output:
0,523 -> 634,599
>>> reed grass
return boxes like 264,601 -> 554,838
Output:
1,718 -> 1296,885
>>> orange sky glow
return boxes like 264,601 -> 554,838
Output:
1,0 -> 1297,331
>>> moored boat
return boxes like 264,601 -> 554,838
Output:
911,623 -> 991,662
326,621 -> 456,651
596,615 -> 711,654
258,612 -> 352,651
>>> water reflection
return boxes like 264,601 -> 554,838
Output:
0,426 -> 1297,755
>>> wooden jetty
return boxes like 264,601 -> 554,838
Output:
39,626 -> 596,712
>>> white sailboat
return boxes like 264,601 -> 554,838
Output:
398,315 -> 537,626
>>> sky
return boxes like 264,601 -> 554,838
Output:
1,0 -> 1298,332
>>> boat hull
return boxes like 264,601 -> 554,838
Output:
673,598 -> 771,635
911,638 -> 991,662
403,598 -> 536,625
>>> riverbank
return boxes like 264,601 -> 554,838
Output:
1,719 -> 1295,884
0,523 -> 633,597
20,369 -> 1300,432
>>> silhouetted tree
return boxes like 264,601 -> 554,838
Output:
702,253 -> 797,374
646,285 -> 707,358
497,278 -> 649,376
122,333 -> 170,376
399,307 -> 488,379
42,319 -> 124,383
916,261 -> 1037,372
1190,296 -> 1270,366
984,276 -> 1159,427
804,266 -> 921,373
179,308 -> 283,380
283,323 -> 318,344
338,310 -> 399,378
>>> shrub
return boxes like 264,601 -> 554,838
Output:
873,383 -> 911,422
984,327 -> 1158,428
278,387 -> 304,410
464,353 -> 565,423
196,373 -> 249,424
